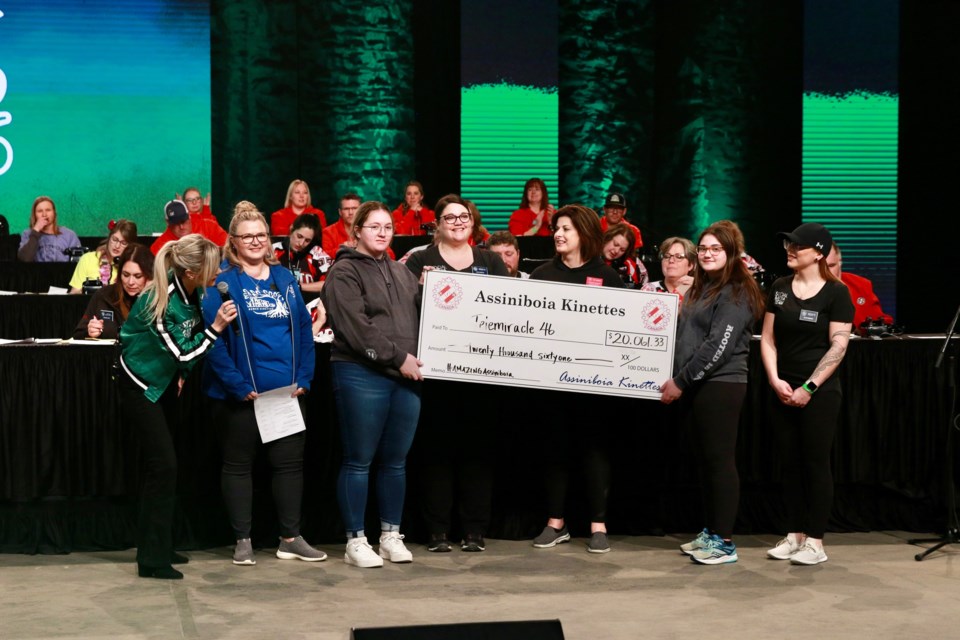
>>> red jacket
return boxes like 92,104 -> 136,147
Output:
841,271 -> 893,328
150,214 -> 228,255
600,217 -> 643,249
270,206 -> 327,236
509,208 -> 553,237
392,205 -> 435,235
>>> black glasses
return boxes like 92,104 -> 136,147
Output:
184,197 -> 202,204
441,213 -> 471,224
660,252 -> 687,262
233,233 -> 268,245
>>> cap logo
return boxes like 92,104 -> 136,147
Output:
815,241 -> 823,250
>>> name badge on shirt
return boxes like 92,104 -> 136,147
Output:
799,309 -> 819,323
471,266 -> 489,275
100,310 -> 114,322
585,277 -> 604,287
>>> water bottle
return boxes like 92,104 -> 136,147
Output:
99,256 -> 111,285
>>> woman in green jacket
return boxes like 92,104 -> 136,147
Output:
118,234 -> 237,579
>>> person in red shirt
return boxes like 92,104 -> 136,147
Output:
508,177 -> 555,237
322,194 -> 361,258
598,192 -> 643,249
826,243 -> 893,329
150,200 -> 228,255
270,179 -> 327,236
392,180 -> 436,236
179,187 -> 216,220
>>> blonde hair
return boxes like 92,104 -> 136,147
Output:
142,235 -> 223,324
284,179 -> 312,209
225,202 -> 279,268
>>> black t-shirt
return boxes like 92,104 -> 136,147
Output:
529,256 -> 624,288
405,244 -> 509,280
766,276 -> 855,387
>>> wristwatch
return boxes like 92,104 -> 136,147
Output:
802,380 -> 818,394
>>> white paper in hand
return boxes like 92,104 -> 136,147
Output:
253,384 -> 306,443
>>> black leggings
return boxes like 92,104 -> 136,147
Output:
211,398 -> 307,540
542,397 -> 611,524
682,381 -> 746,540
118,374 -> 180,568
769,386 -> 842,539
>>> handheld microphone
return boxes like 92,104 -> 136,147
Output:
216,281 -> 240,335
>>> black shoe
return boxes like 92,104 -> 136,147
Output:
427,533 -> 453,552
137,564 -> 184,580
461,534 -> 486,552
171,552 -> 189,565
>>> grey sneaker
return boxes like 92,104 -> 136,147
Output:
233,538 -> 256,565
680,528 -> 711,556
532,525 -> 571,548
276,535 -> 327,562
587,531 -> 611,554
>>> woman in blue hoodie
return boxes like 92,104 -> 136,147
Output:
201,202 -> 322,567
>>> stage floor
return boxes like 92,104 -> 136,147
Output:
2,532 -> 958,639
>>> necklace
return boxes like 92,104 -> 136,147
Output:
375,257 -> 392,289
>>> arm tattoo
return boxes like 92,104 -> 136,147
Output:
810,331 -> 848,381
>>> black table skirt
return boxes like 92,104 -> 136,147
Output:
0,338 -> 955,553
0,295 -> 90,340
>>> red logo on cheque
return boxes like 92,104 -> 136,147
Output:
641,298 -> 672,332
432,277 -> 463,310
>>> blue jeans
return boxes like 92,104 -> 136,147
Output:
331,361 -> 422,536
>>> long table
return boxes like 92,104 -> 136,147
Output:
0,337 -> 955,553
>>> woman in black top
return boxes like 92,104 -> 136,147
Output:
761,223 -> 854,566
406,194 -> 508,553
530,205 -> 623,553
74,244 -> 154,340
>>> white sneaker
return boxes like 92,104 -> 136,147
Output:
379,532 -> 413,563
790,541 -> 828,565
767,536 -> 802,560
344,537 -> 384,568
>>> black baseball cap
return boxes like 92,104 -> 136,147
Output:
604,193 -> 627,208
777,222 -> 833,255
164,200 -> 189,225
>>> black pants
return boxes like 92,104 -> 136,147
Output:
416,380 -> 494,537
211,398 -> 307,540
542,396 -> 612,524
769,385 -> 842,539
118,374 -> 180,568
682,381 -> 746,540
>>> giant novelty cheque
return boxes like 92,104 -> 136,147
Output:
418,271 -> 678,399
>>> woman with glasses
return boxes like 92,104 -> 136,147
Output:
760,223 -> 853,565
404,194 -> 508,554
68,219 -> 139,293
201,202 -> 323,567
660,221 -> 765,565
180,187 -> 216,220
270,179 -> 328,236
508,178 -> 555,237
601,224 -> 648,288
642,237 -> 696,300
320,201 -> 423,568
529,204 -> 624,554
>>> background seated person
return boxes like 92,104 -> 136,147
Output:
178,186 -> 216,221
324,194 -> 395,260
74,244 -> 154,340
151,200 -> 228,255
273,213 -> 333,294
18,196 -> 81,262
487,230 -> 528,278
599,192 -> 643,249
827,242 -> 893,328
271,179 -> 327,236
642,236 -> 696,300
392,180 -> 435,235
69,219 -> 138,293
508,178 -> 554,237
602,224 -> 647,288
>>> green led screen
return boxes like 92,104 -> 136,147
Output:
803,0 -> 898,318
460,0 -> 558,231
